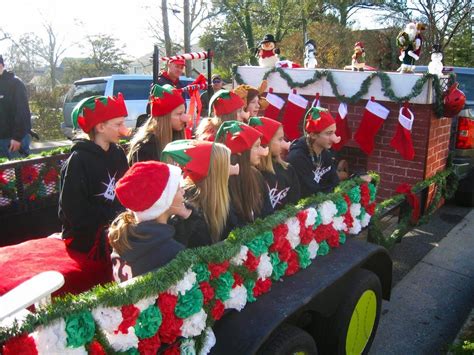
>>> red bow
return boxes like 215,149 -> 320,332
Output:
185,74 -> 207,138
395,183 -> 420,223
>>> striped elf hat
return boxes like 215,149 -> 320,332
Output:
149,84 -> 185,117
215,120 -> 262,154
248,116 -> 281,145
304,106 -> 336,134
209,89 -> 245,116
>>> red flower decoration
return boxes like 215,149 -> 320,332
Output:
158,292 -> 182,344
21,165 -> 39,185
211,300 -> 225,320
296,210 -> 308,234
300,226 -> 315,245
158,292 -> 178,315
117,304 -> 140,334
43,167 -> 58,185
163,343 -> 180,355
327,229 -> 340,248
365,202 -> 376,216
343,194 -> 352,208
233,272 -> 244,287
270,223 -> 293,261
344,210 -> 354,229
360,183 -> 370,207
199,281 -> 215,304
2,333 -> 38,355
272,223 -> 288,243
208,261 -> 230,279
285,250 -> 300,276
243,251 -> 259,272
0,170 -> 8,185
88,340 -> 106,355
138,333 -> 161,355
253,278 -> 272,297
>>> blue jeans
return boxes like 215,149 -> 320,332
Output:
0,135 -> 31,159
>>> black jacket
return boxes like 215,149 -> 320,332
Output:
0,70 -> 31,140
261,162 -> 301,210
59,139 -> 129,253
111,221 -> 184,282
128,133 -> 161,165
287,137 -> 339,198
171,206 -> 213,248
157,72 -> 185,89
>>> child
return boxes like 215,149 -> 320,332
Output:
59,93 -> 130,255
216,120 -> 272,226
287,107 -> 341,198
162,140 -> 239,246
248,116 -> 300,210
109,161 -> 190,282
128,84 -> 188,164
195,89 -> 248,141
234,83 -> 269,119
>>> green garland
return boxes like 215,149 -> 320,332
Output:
0,177 -> 368,343
368,166 -> 458,249
232,66 -> 456,118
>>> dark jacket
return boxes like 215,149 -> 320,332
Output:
59,139 -> 129,253
287,137 -> 339,198
261,162 -> 301,210
157,71 -> 185,89
171,206 -> 213,248
128,133 -> 161,164
200,88 -> 215,117
0,70 -> 31,140
111,221 -> 184,282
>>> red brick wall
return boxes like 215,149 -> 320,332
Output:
281,95 -> 451,200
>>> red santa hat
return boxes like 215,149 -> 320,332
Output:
248,116 -> 281,145
72,93 -> 128,133
115,161 -> 182,222
304,107 -> 336,134
209,89 -> 245,117
169,58 -> 185,66
150,84 -> 185,117
215,120 -> 262,154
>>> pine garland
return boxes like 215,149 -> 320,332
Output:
232,66 -> 456,118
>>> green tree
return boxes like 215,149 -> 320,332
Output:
87,34 -> 131,75
444,11 -> 474,67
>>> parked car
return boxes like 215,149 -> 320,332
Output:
415,66 -> 474,206
61,74 -> 195,139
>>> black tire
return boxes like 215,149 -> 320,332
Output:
454,170 -> 474,207
258,323 -> 318,355
313,269 -> 382,355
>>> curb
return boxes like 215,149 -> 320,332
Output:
449,307 -> 474,353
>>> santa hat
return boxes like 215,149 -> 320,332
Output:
209,89 -> 245,117
161,140 -> 214,183
72,93 -> 128,133
115,161 -> 182,223
216,121 -> 262,154
169,58 -> 185,66
304,107 -> 336,134
150,84 -> 185,117
248,116 -> 281,145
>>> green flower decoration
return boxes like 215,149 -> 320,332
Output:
368,183 -> 377,202
359,206 -> 367,221
134,305 -> 162,339
312,211 -> 323,230
181,339 -> 196,355
213,271 -> 234,302
317,241 -> 330,256
176,284 -> 204,319
348,186 -> 361,204
65,311 -> 95,348
244,279 -> 256,303
339,231 -> 347,245
193,263 -> 210,283
270,252 -> 288,281
295,245 -> 311,269
246,231 -> 274,257
334,195 -> 348,216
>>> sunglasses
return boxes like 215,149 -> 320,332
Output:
212,79 -> 222,84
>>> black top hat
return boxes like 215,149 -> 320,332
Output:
260,34 -> 276,44
431,44 -> 442,53
305,39 -> 316,47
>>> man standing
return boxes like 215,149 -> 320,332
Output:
0,55 -> 32,159
157,58 -> 185,89
200,74 -> 224,117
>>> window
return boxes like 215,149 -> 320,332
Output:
456,74 -> 473,104
65,81 -> 107,103
113,80 -> 153,100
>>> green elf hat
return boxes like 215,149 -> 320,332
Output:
215,120 -> 262,154
150,84 -> 185,117
71,93 -> 128,133
248,116 -> 281,145
304,106 -> 336,134
209,89 -> 245,117
161,140 -> 214,183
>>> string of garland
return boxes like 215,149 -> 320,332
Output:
0,177 -> 369,344
368,166 -> 458,249
232,66 -> 456,118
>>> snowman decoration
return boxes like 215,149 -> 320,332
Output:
256,34 -> 280,67
428,44 -> 444,77
304,39 -> 317,68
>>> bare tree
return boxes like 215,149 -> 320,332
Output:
162,0 -> 173,56
326,0 -> 385,27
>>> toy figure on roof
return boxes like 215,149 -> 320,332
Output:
428,44 -> 444,77
255,34 -> 280,67
396,22 -> 418,73
414,23 -> 426,59
304,39 -> 317,68
351,41 -> 366,71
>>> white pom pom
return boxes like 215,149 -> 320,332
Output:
199,327 -> 217,355
361,212 -> 371,227
308,240 -> 319,259
181,309 -> 208,338
223,285 -> 248,311
168,268 -> 197,296
135,296 -> 157,312
92,306 -> 123,333
286,217 -> 301,249
350,203 -> 361,218
332,216 -> 347,232
105,328 -> 139,352
305,207 -> 318,227
349,218 -> 362,234
34,319 -> 88,354
257,253 -> 273,280
319,201 -> 338,225
230,245 -> 249,266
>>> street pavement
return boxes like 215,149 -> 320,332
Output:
370,204 -> 474,354
30,140 -> 71,154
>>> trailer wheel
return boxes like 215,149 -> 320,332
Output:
314,269 -> 382,355
258,323 -> 318,355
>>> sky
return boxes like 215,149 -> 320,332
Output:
0,0 -> 382,63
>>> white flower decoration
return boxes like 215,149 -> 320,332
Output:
230,245 -> 249,266
105,327 -> 139,352
350,203 -> 361,218
332,216 -> 347,232
223,285 -> 248,311
92,306 -> 123,333
257,253 -> 273,280
286,217 -> 301,249
168,268 -> 197,296
349,219 -> 362,234
199,327 -> 217,355
308,240 -> 319,259
180,309 -> 208,338
305,207 -> 318,227
135,296 -> 157,312
33,319 -> 87,354
361,211 -> 371,228
319,201 -> 338,225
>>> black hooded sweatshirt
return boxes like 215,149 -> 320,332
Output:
111,221 -> 184,282
261,162 -> 301,210
59,139 -> 128,253
287,137 -> 339,198
0,70 -> 31,140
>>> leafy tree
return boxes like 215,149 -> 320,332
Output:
87,34 -> 131,75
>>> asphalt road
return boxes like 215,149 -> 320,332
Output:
370,203 -> 474,354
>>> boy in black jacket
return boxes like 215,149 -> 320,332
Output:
59,94 -> 130,255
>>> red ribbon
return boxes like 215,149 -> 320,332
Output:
395,183 -> 420,223
185,74 -> 207,138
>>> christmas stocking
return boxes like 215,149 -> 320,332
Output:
281,91 -> 308,140
332,102 -> 351,151
354,99 -> 390,155
264,91 -> 285,121
390,106 -> 415,160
